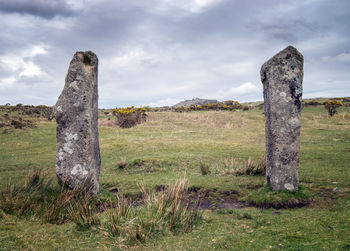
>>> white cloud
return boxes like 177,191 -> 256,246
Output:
145,98 -> 182,107
216,82 -> 261,100
19,61 -> 42,77
153,0 -> 222,15
0,77 -> 16,89
213,61 -> 258,77
191,0 -> 222,13
102,48 -> 155,69
0,45 -> 47,78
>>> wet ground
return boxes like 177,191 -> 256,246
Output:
186,186 -> 245,210
115,185 -> 248,211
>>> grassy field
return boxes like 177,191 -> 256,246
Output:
0,105 -> 350,250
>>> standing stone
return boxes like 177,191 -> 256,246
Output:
53,51 -> 100,194
260,46 -> 304,191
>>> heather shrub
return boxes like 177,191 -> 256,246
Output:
174,100 -> 242,112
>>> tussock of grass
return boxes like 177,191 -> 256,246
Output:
0,170 -> 99,228
199,159 -> 210,175
243,185 -> 312,209
108,179 -> 202,245
235,156 -> 266,176
0,171 -> 202,245
211,156 -> 266,176
118,157 -> 127,169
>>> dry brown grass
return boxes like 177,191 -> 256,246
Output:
108,179 -> 201,245
212,156 -> 266,176
199,159 -> 210,175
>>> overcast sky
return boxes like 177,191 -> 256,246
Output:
0,0 -> 349,108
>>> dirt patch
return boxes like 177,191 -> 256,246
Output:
108,187 -> 119,194
187,186 -> 244,210
245,184 -> 264,190
310,187 -> 350,209
247,198 -> 311,210
103,185 -> 245,211
154,185 -> 167,192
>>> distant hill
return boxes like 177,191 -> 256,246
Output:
173,98 -> 219,108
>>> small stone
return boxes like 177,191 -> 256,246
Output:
53,51 -> 101,194
260,46 -> 304,192
333,187 -> 339,193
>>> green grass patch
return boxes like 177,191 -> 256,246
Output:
243,185 -> 312,209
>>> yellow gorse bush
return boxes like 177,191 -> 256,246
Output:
325,100 -> 343,108
113,107 -> 146,115
324,100 -> 343,117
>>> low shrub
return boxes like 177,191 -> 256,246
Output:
174,100 -> 242,112
324,100 -> 343,116
112,107 -> 147,128
10,118 -> 36,129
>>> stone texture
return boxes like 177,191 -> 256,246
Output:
53,51 -> 100,194
260,46 -> 304,191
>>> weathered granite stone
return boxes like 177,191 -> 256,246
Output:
53,51 -> 100,194
260,46 -> 304,191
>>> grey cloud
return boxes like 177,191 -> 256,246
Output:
0,0 -> 76,18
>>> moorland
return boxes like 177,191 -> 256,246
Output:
0,99 -> 349,250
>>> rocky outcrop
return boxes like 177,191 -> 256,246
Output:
173,98 -> 219,108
